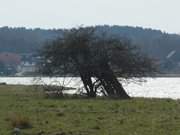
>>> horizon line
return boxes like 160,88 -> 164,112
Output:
0,24 -> 178,35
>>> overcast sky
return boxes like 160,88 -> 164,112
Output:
0,0 -> 179,33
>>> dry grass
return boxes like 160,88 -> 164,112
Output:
8,113 -> 31,129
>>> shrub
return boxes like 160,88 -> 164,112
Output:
8,113 -> 32,129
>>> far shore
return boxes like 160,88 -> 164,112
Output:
1,73 -> 180,78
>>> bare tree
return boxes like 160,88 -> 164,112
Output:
39,27 -> 157,99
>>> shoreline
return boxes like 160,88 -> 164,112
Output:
1,75 -> 180,78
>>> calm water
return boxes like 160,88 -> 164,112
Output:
0,77 -> 180,99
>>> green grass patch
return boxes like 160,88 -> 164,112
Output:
0,85 -> 180,135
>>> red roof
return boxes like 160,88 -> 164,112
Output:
0,52 -> 21,65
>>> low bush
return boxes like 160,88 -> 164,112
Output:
8,113 -> 32,129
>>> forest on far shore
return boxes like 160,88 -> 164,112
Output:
1,25 -> 180,73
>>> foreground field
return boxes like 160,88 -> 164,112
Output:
0,85 -> 180,135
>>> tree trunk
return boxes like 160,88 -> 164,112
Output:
80,72 -> 96,97
79,61 -> 130,99
97,63 -> 130,99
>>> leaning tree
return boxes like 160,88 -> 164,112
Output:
39,27 -> 157,99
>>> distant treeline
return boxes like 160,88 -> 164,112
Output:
1,25 -> 180,61
0,26 -> 62,53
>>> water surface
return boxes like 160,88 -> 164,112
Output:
0,77 -> 179,99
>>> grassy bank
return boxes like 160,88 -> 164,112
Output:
0,85 -> 180,135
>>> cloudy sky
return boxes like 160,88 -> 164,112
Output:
0,0 -> 179,33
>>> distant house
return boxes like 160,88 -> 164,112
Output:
0,52 -> 21,75
0,52 -> 21,66
17,62 -> 37,73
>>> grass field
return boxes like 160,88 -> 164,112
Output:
1,85 -> 180,135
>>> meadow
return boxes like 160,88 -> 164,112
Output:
0,85 -> 180,135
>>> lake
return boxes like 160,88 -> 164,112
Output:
0,77 -> 180,99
